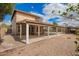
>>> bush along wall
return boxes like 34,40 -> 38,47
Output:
75,29 -> 79,52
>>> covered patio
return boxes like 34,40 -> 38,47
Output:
14,20 -> 67,44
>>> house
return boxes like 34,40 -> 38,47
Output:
11,10 -> 67,44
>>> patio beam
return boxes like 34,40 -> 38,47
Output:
28,23 -> 47,27
26,23 -> 29,44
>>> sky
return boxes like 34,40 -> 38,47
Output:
3,3 -> 79,27
4,3 -> 61,24
3,14 -> 11,24
15,3 -> 45,15
15,3 -> 62,23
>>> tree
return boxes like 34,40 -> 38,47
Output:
51,3 -> 79,28
51,3 -> 79,20
0,3 -> 15,22
60,4 -> 79,19
53,22 -> 58,26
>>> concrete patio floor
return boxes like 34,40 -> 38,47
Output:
0,34 -> 76,56
15,32 -> 62,44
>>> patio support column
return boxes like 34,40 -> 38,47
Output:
56,27 -> 58,33
16,25 -> 18,33
38,25 -> 40,37
26,23 -> 29,44
12,24 -> 13,34
34,26 -> 37,35
63,28 -> 64,33
64,28 -> 65,33
61,28 -> 63,33
65,28 -> 66,33
47,26 -> 50,36
20,24 -> 22,39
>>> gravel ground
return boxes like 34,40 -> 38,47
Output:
0,34 -> 76,56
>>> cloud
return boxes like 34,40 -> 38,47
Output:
43,3 -> 67,19
30,11 -> 48,23
43,3 -> 79,27
57,18 -> 79,27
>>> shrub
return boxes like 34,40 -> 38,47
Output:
75,29 -> 79,35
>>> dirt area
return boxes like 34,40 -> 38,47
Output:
0,34 -> 76,56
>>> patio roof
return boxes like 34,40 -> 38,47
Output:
17,19 -> 55,26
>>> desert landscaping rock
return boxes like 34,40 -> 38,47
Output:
0,35 -> 17,52
0,35 -> 25,52
1,35 -> 16,46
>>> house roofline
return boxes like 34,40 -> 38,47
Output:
11,9 -> 41,21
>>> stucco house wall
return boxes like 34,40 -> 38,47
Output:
15,12 -> 37,22
11,10 -> 41,35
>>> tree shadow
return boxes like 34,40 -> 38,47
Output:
11,34 -> 26,44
